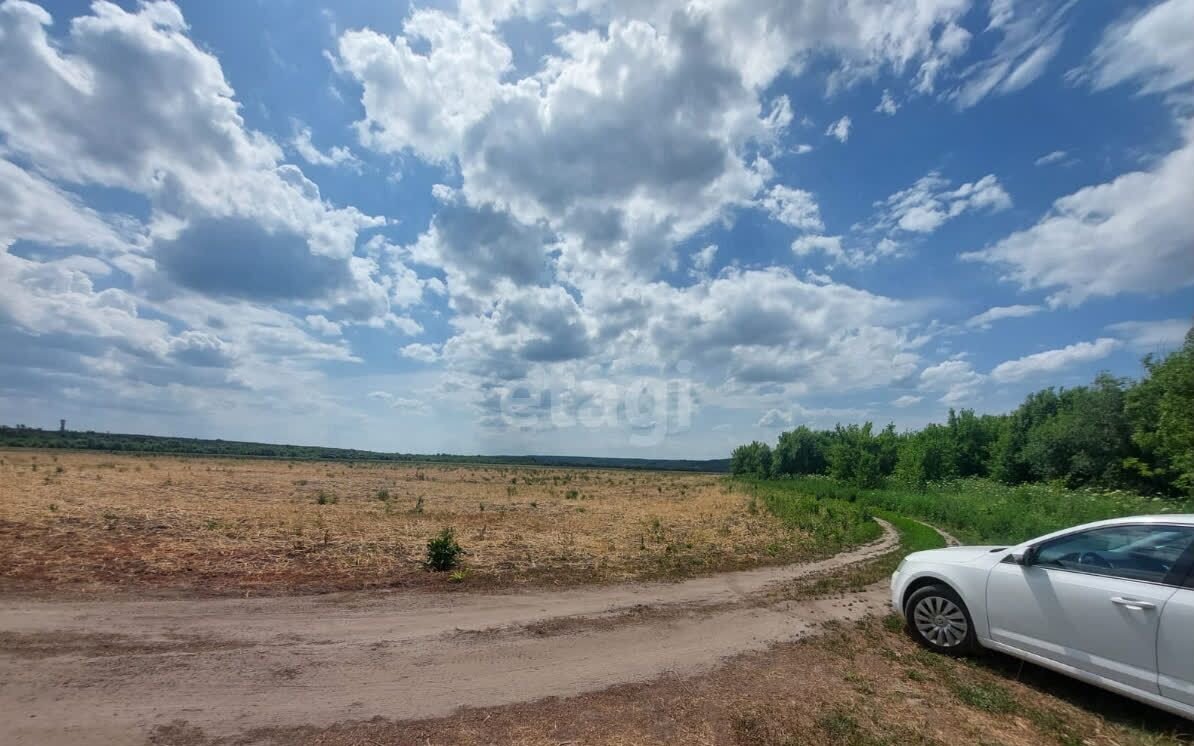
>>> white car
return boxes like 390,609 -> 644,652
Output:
891,515 -> 1194,720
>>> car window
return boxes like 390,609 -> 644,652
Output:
1034,524 -> 1194,585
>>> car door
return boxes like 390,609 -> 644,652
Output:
986,523 -> 1194,695
1157,544 -> 1194,707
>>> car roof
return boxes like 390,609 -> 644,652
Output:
1019,514 -> 1194,547
1092,514 -> 1194,526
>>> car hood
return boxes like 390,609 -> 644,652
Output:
906,546 -> 1007,564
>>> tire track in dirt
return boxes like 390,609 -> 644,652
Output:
1,521 -> 900,745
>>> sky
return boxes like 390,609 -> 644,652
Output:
1,0 -> 1192,459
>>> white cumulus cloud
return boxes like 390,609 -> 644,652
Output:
875,171 -> 1011,235
990,338 -> 1121,383
963,120 -> 1194,307
1034,150 -> 1068,166
825,115 -> 852,142
1106,319 -> 1192,352
1083,0 -> 1194,99
965,304 -> 1043,329
919,359 -> 986,405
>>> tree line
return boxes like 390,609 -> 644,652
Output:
0,426 -> 729,473
731,327 -> 1194,497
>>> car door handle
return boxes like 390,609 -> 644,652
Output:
1110,597 -> 1156,611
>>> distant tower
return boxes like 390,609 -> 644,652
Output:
59,419 -> 66,434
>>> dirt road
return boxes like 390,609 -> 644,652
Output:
1,521 -> 898,745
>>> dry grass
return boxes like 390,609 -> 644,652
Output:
0,449 -> 814,595
150,615 -> 1194,746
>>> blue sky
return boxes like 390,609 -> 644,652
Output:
1,0 -> 1192,458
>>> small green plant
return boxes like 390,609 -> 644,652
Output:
424,528 -> 465,572
315,490 -> 337,505
376,488 -> 390,500
448,568 -> 470,583
565,489 -> 579,500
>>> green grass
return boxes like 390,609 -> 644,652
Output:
777,509 -> 945,600
874,510 -> 943,553
776,475 -> 1193,544
950,681 -> 1017,713
740,478 -> 882,551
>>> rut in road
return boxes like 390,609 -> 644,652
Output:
0,519 -> 900,746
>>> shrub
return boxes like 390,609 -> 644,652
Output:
424,528 -> 465,572
730,441 -> 772,477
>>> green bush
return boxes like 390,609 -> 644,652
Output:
781,474 -> 1194,545
741,478 -> 881,551
424,528 -> 465,572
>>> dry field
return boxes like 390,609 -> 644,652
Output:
0,449 -> 817,596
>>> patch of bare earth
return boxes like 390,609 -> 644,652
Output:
152,616 -> 1193,746
0,450 -> 823,596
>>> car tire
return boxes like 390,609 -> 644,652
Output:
904,584 -> 978,655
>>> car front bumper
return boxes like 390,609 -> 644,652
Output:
890,561 -> 908,616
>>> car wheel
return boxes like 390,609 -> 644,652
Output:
905,584 -> 978,655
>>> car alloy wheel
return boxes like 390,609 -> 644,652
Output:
905,584 -> 977,655
912,595 -> 969,648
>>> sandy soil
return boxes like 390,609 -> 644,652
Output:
0,521 -> 898,745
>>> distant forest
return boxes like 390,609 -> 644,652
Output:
732,327 -> 1194,498
0,426 -> 729,473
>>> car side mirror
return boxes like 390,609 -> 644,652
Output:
1010,546 -> 1037,566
